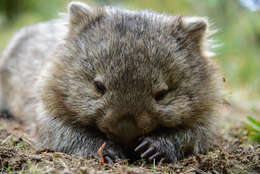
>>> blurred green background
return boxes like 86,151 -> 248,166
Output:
0,0 -> 260,104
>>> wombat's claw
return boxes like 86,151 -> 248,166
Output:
134,139 -> 162,162
148,152 -> 160,161
141,147 -> 155,158
104,155 -> 113,163
134,140 -> 149,152
103,148 -> 125,163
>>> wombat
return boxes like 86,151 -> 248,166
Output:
0,2 -> 222,163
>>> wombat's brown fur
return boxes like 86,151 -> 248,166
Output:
0,2 -> 223,162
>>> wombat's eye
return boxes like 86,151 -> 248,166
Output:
154,90 -> 169,101
94,81 -> 106,95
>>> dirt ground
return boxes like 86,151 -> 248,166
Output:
0,102 -> 260,174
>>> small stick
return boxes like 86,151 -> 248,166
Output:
98,142 -> 106,165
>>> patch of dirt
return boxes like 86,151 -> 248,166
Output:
0,104 -> 259,174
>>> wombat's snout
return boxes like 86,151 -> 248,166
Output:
108,114 -> 141,144
100,110 -> 158,145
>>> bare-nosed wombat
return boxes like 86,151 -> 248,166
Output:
0,2 -> 223,163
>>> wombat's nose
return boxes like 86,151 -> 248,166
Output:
118,115 -> 136,132
121,114 -> 134,119
115,116 -> 139,143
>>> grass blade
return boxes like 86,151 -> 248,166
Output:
247,116 -> 260,127
248,133 -> 260,140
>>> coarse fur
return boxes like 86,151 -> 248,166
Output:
0,2 -> 223,162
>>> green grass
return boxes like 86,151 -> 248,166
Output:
152,159 -> 156,174
7,166 -> 13,173
16,141 -> 25,147
245,116 -> 260,141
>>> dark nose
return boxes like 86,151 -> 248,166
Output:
121,113 -> 134,119
115,115 -> 139,143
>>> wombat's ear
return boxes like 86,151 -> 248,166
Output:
182,17 -> 208,42
68,2 -> 92,24
68,2 -> 102,31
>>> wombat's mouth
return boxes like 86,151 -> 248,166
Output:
98,112 -> 157,144
104,128 -> 140,145
101,119 -> 143,145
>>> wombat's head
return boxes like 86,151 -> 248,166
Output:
39,2 -> 222,144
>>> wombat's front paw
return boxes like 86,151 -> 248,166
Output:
97,143 -> 127,163
134,137 -> 178,163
